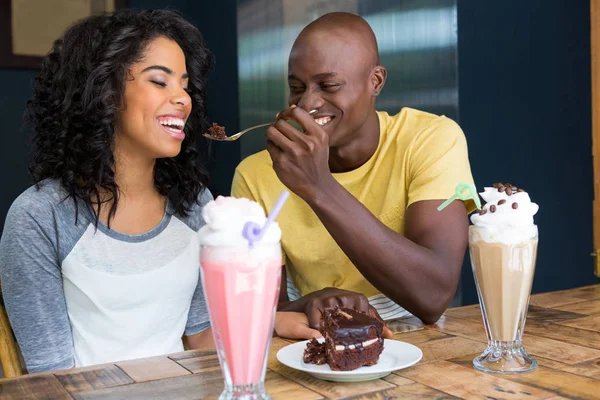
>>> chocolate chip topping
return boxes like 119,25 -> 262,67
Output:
512,202 -> 518,209
493,182 -> 526,195
490,205 -> 497,213
498,199 -> 506,205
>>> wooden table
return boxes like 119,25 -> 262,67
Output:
2,285 -> 600,399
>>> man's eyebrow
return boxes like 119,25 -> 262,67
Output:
313,72 -> 338,80
142,65 -> 188,79
288,72 -> 338,81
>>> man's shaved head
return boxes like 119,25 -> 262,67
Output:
287,12 -> 386,150
291,12 -> 380,68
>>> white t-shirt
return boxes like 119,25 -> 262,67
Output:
0,179 -> 212,373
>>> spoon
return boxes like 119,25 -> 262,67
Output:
203,109 -> 318,142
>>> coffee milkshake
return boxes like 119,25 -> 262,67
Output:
469,183 -> 539,373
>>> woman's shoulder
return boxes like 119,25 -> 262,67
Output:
8,179 -> 68,216
5,179 -> 89,233
171,187 -> 214,232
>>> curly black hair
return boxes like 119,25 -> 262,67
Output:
26,9 -> 212,227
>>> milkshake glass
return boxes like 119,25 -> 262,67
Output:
468,184 -> 539,373
198,196 -> 283,399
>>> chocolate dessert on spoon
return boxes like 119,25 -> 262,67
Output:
203,107 -> 318,142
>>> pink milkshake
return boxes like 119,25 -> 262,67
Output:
199,196 -> 282,400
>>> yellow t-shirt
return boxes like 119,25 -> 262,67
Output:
231,108 -> 475,299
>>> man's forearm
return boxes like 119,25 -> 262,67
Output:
305,179 -> 466,323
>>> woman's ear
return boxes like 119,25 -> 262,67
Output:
371,65 -> 387,96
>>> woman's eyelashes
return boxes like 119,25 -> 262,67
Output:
150,80 -> 167,88
150,79 -> 192,94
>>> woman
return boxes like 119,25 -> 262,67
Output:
0,9 -> 216,373
0,7 -> 325,375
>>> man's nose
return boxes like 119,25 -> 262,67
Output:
296,89 -> 324,112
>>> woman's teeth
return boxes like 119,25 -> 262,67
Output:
315,116 -> 332,126
158,117 -> 185,132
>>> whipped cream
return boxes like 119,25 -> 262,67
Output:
470,185 -> 539,244
198,196 -> 282,246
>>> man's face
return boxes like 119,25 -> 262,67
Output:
288,33 -> 375,147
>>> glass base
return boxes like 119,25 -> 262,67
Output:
473,342 -> 538,374
219,383 -> 270,400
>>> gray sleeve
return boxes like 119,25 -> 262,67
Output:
0,192 -> 75,373
184,272 -> 211,336
184,188 -> 213,336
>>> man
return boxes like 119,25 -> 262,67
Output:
233,12 -> 474,338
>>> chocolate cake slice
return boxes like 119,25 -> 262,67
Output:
303,338 -> 327,365
322,307 -> 384,371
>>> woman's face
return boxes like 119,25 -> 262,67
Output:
115,36 -> 192,160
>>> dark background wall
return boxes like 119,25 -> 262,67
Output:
0,0 -> 598,303
457,0 -> 598,304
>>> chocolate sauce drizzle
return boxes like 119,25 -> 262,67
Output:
325,308 -> 383,347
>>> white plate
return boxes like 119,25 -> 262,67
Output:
276,339 -> 423,382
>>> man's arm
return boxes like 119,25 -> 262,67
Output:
306,185 -> 467,324
266,107 -> 470,324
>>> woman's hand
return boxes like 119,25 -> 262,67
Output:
274,311 -> 322,340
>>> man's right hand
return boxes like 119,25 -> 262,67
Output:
302,287 -> 393,338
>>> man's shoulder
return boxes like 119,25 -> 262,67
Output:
236,150 -> 273,173
381,107 -> 462,139
380,107 -> 465,149
235,150 -> 279,185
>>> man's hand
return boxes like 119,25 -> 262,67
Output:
302,287 -> 393,338
274,311 -> 322,340
266,106 -> 334,201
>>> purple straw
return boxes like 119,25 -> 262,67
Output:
242,190 -> 290,246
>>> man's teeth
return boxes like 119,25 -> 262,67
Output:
315,116 -> 331,126
158,117 -> 185,131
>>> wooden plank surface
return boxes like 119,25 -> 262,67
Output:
557,314 -> 600,332
171,352 -> 220,374
116,355 -> 191,382
73,369 -> 224,400
397,361 -> 555,399
0,373 -> 72,400
554,299 -> 600,315
3,284 -> 600,399
54,363 -> 133,393
525,319 -> 600,350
